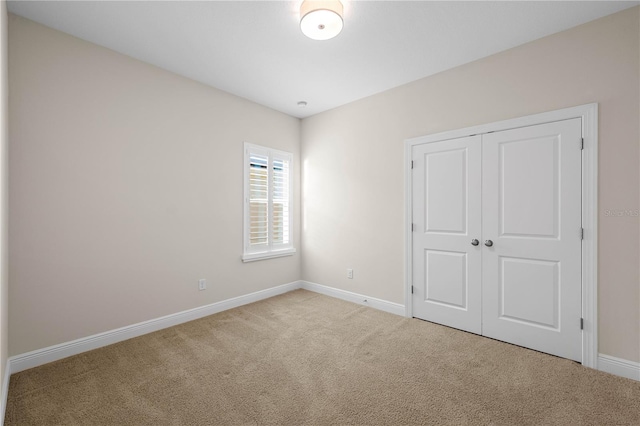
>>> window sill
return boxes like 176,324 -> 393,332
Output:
242,248 -> 297,263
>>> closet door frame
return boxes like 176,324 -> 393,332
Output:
404,103 -> 598,369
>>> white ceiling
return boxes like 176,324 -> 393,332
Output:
7,1 -> 639,118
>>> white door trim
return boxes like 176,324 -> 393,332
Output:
404,103 -> 598,369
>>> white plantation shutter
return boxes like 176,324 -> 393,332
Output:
272,156 -> 290,246
243,143 -> 295,261
249,153 -> 269,248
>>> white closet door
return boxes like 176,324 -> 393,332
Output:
412,135 -> 482,334
481,118 -> 583,361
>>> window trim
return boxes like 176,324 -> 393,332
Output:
242,143 -> 295,262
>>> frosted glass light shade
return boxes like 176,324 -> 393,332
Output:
300,0 -> 344,41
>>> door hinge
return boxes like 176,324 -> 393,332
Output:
580,318 -> 584,330
581,228 -> 584,240
411,285 -> 414,294
581,138 -> 584,150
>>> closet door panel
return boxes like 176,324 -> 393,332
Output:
481,118 -> 583,362
411,135 -> 482,334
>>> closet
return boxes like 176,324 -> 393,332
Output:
410,117 -> 583,362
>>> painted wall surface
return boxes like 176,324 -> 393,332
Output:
8,15 -> 301,355
301,8 -> 640,362
0,0 -> 8,392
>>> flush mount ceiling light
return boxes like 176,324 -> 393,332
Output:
300,0 -> 344,41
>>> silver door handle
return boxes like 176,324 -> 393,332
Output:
471,239 -> 479,246
484,240 -> 493,247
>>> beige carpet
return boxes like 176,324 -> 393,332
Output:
5,289 -> 640,425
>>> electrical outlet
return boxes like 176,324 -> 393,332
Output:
347,268 -> 353,279
198,279 -> 207,291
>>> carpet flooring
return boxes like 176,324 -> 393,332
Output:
5,289 -> 640,425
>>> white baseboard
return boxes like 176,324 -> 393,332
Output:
9,281 -> 302,374
7,281 -> 403,375
598,354 -> 640,381
1,358 -> 10,426
301,281 -> 405,316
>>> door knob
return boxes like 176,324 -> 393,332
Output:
471,239 -> 479,246
484,240 -> 493,247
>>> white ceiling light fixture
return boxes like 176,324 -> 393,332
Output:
300,0 -> 344,41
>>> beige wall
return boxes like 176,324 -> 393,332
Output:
1,0 -> 8,394
301,7 -> 640,362
8,15 -> 301,356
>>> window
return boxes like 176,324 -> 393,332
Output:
242,143 -> 295,262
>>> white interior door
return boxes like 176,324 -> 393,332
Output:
410,118 -> 583,362
481,118 -> 583,361
411,135 -> 482,334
